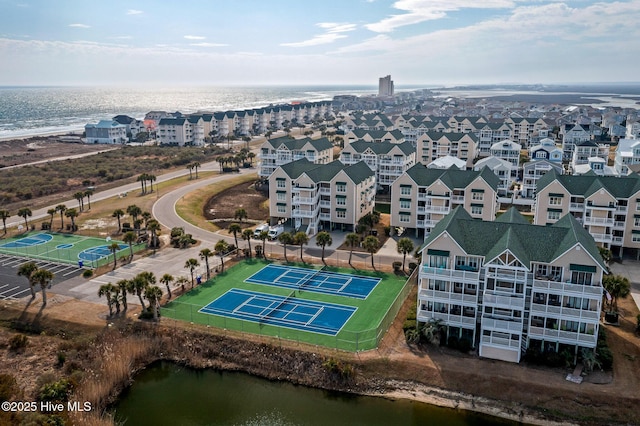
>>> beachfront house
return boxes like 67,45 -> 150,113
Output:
84,120 -> 127,144
418,207 -> 605,363
416,131 -> 479,169
339,141 -> 415,190
259,136 -> 333,179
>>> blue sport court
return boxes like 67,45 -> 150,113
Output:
78,244 -> 127,262
0,233 -> 52,248
245,264 -> 381,299
200,288 -> 357,336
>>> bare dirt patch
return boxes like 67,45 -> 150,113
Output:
203,181 -> 269,228
0,137 -> 110,168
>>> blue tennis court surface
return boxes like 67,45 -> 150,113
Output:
0,234 -> 52,249
200,288 -> 357,336
245,264 -> 380,299
78,244 -> 127,261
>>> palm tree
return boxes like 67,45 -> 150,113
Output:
603,274 -> 631,312
184,258 -> 200,289
315,231 -> 332,264
123,231 -> 137,259
17,207 -> 32,229
65,208 -> 78,231
293,231 -> 309,263
258,231 -> 269,258
193,161 -> 201,179
247,152 -> 256,166
241,229 -> 253,258
31,268 -> 54,306
396,237 -> 415,272
175,276 -> 189,293
84,189 -> 94,210
137,173 -> 147,194
116,279 -> 131,311
234,208 -> 248,223
126,205 -> 142,222
228,223 -> 242,254
144,286 -> 163,321
141,211 -> 152,229
363,236 -> 380,270
199,248 -> 213,280
112,209 -> 124,233
130,273 -> 148,311
47,208 -> 56,230
278,232 -> 293,263
214,240 -> 229,273
216,157 -> 225,172
346,233 -> 360,267
187,164 -> 194,180
160,273 -> 174,300
109,241 -> 121,270
73,191 -> 84,211
148,174 -> 156,193
0,210 -> 10,234
17,261 -> 38,299
147,219 -> 161,249
98,283 -> 116,316
56,204 -> 67,229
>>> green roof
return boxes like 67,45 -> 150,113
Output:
346,140 -> 414,156
279,159 -> 373,184
404,163 -> 500,191
267,136 -> 333,152
537,169 -> 640,199
420,207 -> 606,270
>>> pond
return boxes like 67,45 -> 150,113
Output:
113,361 -> 518,426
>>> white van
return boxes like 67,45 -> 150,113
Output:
253,223 -> 269,239
267,225 -> 284,240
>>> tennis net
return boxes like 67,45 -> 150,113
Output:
259,289 -> 296,323
298,265 -> 326,292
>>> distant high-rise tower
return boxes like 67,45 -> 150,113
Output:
378,75 -> 394,97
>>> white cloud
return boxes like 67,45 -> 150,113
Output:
190,42 -> 227,47
366,0 -> 514,32
281,22 -> 356,47
69,23 -> 90,29
184,35 -> 206,40
126,9 -> 143,15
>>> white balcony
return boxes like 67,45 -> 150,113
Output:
483,292 -> 525,309
612,236 -> 624,244
417,310 -> 475,328
532,279 -> 602,297
528,326 -> 597,346
482,317 -> 523,333
590,232 -> 613,243
319,213 -> 330,221
292,195 -> 319,205
420,266 -> 480,284
421,205 -> 451,214
569,202 -> 584,211
416,219 -> 439,228
481,335 -> 520,349
616,205 -> 628,213
292,209 -> 316,218
451,195 -> 465,203
613,221 -> 626,230
319,187 -> 331,195
583,216 -> 614,226
319,200 -> 330,208
419,288 -> 478,304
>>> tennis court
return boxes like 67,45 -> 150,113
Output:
0,232 -> 139,268
245,264 -> 380,299
200,288 -> 356,336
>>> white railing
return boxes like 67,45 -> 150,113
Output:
612,236 -> 624,244
451,195 -> 465,203
423,205 -> 451,214
531,303 -> 599,321
532,279 -> 602,297
482,317 -> 523,332
528,326 -> 597,345
483,292 -> 525,309
481,335 -> 520,349
419,289 -> 478,304
319,213 -> 330,221
260,153 -> 277,160
420,266 -> 480,283
292,209 -> 315,218
570,203 -> 584,211
319,200 -> 330,208
590,232 -> 613,243
292,195 -> 318,205
613,221 -> 625,229
583,216 -> 614,226
418,311 -> 476,327
319,187 -> 330,195
616,205 -> 628,213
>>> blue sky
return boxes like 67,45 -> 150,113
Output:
1,0 -> 639,86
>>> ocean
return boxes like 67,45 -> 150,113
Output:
0,85 -> 385,140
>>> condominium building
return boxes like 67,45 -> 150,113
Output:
84,120 -> 127,144
390,164 -> 499,238
268,159 -> 376,235
490,140 -> 521,173
529,138 -> 563,163
259,136 -> 333,178
339,141 -> 415,189
570,140 -> 609,172
522,160 -> 563,199
157,116 -> 205,146
561,123 -> 602,161
505,117 -> 552,148
345,129 -> 405,145
474,156 -> 513,196
476,122 -> 513,157
625,120 -> 640,139
416,131 -> 479,168
418,207 -> 605,363
378,75 -> 394,97
534,169 -> 640,256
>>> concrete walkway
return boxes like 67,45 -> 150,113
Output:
608,260 -> 640,312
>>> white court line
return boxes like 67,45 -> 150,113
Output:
337,278 -> 353,292
305,306 -> 324,326
231,295 -> 255,314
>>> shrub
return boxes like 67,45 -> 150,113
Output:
598,346 -> 614,370
406,303 -> 417,321
39,378 -> 73,403
82,269 -> 93,278
8,334 -> 28,352
447,335 -> 459,349
392,261 -> 402,271
384,226 -> 391,237
408,262 -> 418,272
56,351 -> 66,367
0,374 -> 18,401
402,319 -> 417,333
636,314 -> 640,334
458,338 -> 473,353
322,357 -> 354,381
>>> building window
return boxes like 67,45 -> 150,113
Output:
633,234 -> 640,243
471,205 -> 483,215
547,210 -> 561,221
277,180 -> 286,189
336,197 -> 346,206
277,205 -> 286,214
336,183 -> 346,192
399,214 -> 410,223
336,210 -> 346,218
571,271 -> 593,286
400,186 -> 411,195
277,193 -> 286,201
635,217 -> 640,227
400,200 -> 411,209
549,197 -> 562,206
428,279 -> 447,291
472,192 -> 483,201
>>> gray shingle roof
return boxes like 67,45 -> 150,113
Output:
537,169 -> 640,199
346,140 -> 414,156
279,159 -> 373,184
404,163 -> 500,191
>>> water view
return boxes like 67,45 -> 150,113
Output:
113,361 -> 517,426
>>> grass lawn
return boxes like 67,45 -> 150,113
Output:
162,259 -> 410,351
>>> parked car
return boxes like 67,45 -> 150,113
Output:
253,223 -> 269,239
267,225 -> 284,240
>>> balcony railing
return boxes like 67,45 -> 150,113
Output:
481,335 -> 520,349
451,195 -> 465,203
590,232 -> 613,243
569,202 -> 584,211
420,266 -> 480,283
419,288 -> 478,304
292,209 -> 316,218
417,310 -> 476,327
482,317 -> 523,333
483,292 -> 525,309
583,216 -> 614,226
528,326 -> 597,345
532,279 -> 602,297
612,236 -> 624,244
613,221 -> 626,229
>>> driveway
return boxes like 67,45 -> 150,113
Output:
609,260 -> 640,312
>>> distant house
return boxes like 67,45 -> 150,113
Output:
259,136 -> 333,178
570,140 -> 609,173
84,120 -> 127,144
522,159 -> 563,199
474,156 -> 513,196
416,131 -> 478,169
528,138 -> 562,163
157,116 -> 205,146
339,140 -> 415,189
614,138 -> 640,175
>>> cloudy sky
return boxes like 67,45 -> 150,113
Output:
1,0 -> 638,86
